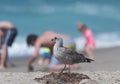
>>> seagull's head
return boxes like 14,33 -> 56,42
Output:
51,37 -> 63,44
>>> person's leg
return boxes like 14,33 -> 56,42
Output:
44,58 -> 50,64
38,58 -> 50,65
49,56 -> 79,72
0,56 -> 1,65
38,47 -> 51,65
0,45 -> 8,69
38,57 -> 44,65
84,45 -> 94,59
0,29 -> 17,69
49,56 -> 61,71
49,64 -> 66,72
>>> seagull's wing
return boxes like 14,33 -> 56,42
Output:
57,47 -> 83,59
57,47 -> 80,57
57,47 -> 93,64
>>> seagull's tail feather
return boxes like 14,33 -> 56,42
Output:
85,58 -> 94,63
77,53 -> 94,63
73,56 -> 94,63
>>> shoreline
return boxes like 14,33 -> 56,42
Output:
8,45 -> 120,58
0,46 -> 120,72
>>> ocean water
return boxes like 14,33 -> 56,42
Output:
0,0 -> 120,57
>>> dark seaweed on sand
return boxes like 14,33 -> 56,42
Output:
34,72 -> 90,84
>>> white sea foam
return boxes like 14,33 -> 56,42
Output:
5,32 -> 120,57
75,32 -> 120,50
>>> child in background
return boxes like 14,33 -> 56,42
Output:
77,22 -> 95,60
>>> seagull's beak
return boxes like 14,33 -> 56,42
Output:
51,37 -> 57,42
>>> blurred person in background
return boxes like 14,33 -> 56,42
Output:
0,21 -> 17,69
26,31 -> 77,71
77,22 -> 95,60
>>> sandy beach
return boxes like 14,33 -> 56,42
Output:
0,46 -> 120,84
0,71 -> 120,84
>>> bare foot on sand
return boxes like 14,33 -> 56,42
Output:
0,65 -> 6,70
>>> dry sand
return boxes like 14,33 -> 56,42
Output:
0,71 -> 120,84
0,47 -> 120,84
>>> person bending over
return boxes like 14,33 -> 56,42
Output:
0,21 -> 17,69
26,31 -> 78,71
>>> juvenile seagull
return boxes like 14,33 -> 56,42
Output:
52,37 -> 94,73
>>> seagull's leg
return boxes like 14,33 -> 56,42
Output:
60,64 -> 66,74
68,64 -> 71,76
68,64 -> 71,80
68,64 -> 70,73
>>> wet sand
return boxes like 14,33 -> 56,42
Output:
1,46 -> 120,72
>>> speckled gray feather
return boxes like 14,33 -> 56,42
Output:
53,37 -> 93,65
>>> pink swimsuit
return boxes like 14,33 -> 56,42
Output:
83,29 -> 95,49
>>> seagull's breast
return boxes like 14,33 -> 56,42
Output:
53,46 -> 72,64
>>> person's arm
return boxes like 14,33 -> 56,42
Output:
28,42 -> 41,71
0,30 -> 4,37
